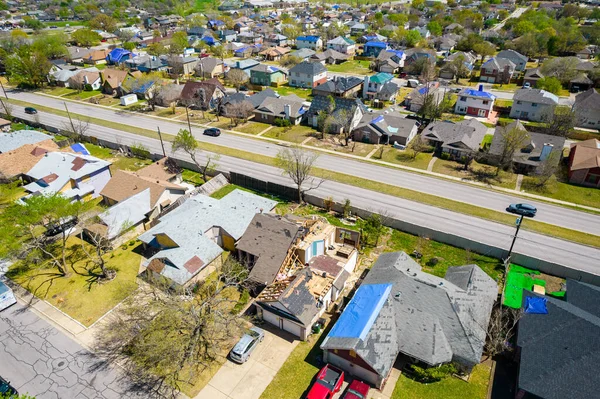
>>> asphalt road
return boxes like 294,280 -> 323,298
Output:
10,91 -> 600,237
8,105 -> 600,278
0,302 -> 153,399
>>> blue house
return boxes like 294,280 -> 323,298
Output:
363,41 -> 389,58
208,20 -> 225,30
231,59 -> 260,76
106,48 -> 132,65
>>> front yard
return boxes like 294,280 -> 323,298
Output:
7,237 -> 142,326
86,143 -> 153,172
275,84 -> 313,100
433,158 -> 518,190
379,148 -> 433,170
263,124 -> 317,143
521,175 -> 600,209
326,59 -> 372,75
61,90 -> 103,101
309,136 -> 374,157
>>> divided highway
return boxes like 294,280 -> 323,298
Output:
10,105 -> 600,280
9,90 -> 600,237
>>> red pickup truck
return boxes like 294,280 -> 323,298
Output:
306,364 -> 345,399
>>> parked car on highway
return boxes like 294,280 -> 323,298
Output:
507,203 -> 537,217
24,107 -> 37,114
341,380 -> 370,399
229,327 -> 264,363
0,376 -> 18,397
203,128 -> 221,137
306,364 -> 345,399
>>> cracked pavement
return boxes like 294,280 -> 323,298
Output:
0,302 -> 151,399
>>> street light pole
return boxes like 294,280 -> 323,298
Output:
507,215 -> 523,260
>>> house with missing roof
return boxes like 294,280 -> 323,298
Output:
454,87 -> 496,118
22,152 -> 112,202
422,119 -> 488,159
138,190 -> 277,288
568,139 -> 600,187
509,88 -> 558,122
516,280 -> 600,399
320,251 -> 497,389
352,111 -> 419,147
250,216 -> 360,340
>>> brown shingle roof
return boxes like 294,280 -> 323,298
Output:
100,169 -> 184,207
0,140 -> 62,180
101,68 -> 129,89
570,139 -> 600,171
135,157 -> 178,182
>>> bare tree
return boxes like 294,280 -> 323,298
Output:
93,258 -> 248,398
495,126 -> 530,175
155,83 -> 182,112
62,110 -> 90,141
79,224 -> 115,280
226,68 -> 249,92
535,151 -> 560,188
410,135 -> 429,160
545,106 -> 577,137
276,145 -> 323,203
0,97 -> 14,120
225,100 -> 254,126
483,304 -> 523,359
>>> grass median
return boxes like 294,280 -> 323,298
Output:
7,97 -> 600,248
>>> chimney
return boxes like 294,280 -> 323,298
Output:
478,84 -> 483,91
363,75 -> 370,98
540,143 -> 554,161
83,75 -> 89,84
284,104 -> 291,120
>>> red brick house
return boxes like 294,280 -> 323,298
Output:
568,139 -> 600,187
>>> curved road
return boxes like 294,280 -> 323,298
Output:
10,91 -> 600,237
10,105 -> 600,280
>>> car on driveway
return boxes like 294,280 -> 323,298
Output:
229,327 -> 264,363
203,128 -> 221,137
306,364 -> 345,399
506,203 -> 537,217
24,107 -> 37,114
0,376 -> 18,397
341,380 -> 370,399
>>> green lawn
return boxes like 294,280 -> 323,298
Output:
495,99 -> 513,108
326,60 -> 372,74
234,121 -> 271,135
44,87 -> 73,97
94,96 -> 121,107
44,21 -> 88,28
0,182 -> 26,209
86,143 -> 153,172
263,124 -> 317,143
275,85 -> 313,100
379,148 -> 433,170
386,230 -> 504,280
433,159 -> 518,190
392,363 -> 491,399
62,90 -> 103,101
7,237 -> 142,326
491,83 -> 520,92
182,169 -> 205,186
521,175 -> 600,209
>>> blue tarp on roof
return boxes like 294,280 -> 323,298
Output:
297,35 -> 320,42
107,48 -> 131,64
386,50 -> 404,58
418,87 -> 430,95
70,143 -> 90,155
463,88 -> 496,99
365,41 -> 387,48
525,296 -> 548,314
328,283 -> 392,340
370,115 -> 384,124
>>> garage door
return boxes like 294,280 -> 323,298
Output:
282,318 -> 303,337
262,309 -> 303,338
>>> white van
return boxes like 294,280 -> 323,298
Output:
0,281 -> 16,311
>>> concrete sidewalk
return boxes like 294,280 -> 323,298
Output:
195,327 -> 298,399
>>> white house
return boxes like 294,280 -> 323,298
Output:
454,86 -> 496,118
295,35 -> 323,51
326,36 -> 356,55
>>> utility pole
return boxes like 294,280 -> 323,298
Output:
185,105 -> 192,133
507,215 -> 523,260
64,102 -> 76,136
0,78 -> 8,99
157,126 -> 166,158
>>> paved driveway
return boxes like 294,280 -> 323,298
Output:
195,327 -> 298,399
0,302 -> 152,399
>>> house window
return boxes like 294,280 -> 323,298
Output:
532,103 -> 538,107
460,96 -> 467,102
516,101 -> 522,105
483,100 -> 489,105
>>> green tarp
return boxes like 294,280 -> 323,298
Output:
503,264 -> 546,309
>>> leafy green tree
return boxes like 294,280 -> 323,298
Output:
540,57 -> 579,85
404,30 -> 422,47
427,21 -> 442,37
545,106 -> 577,137
23,17 -> 44,31
32,32 -> 68,59
535,77 -> 562,95
71,28 -> 102,47
172,129 -> 219,181
147,42 -> 168,57
473,41 -> 496,62
122,41 -> 136,51
4,48 -> 51,88
169,31 -> 189,55
89,14 -> 117,32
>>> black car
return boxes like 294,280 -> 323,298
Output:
24,107 -> 37,114
506,203 -> 537,217
44,217 -> 78,236
203,128 -> 221,137
0,376 -> 18,397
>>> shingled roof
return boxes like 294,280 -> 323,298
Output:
517,280 -> 600,399
321,252 -> 497,379
422,119 -> 487,152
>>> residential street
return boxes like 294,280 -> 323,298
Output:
8,103 -> 600,280
9,91 -> 600,238
0,302 -> 151,399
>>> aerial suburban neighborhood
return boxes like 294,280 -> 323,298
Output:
0,0 -> 599,398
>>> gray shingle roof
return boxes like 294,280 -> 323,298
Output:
306,95 -> 367,119
574,88 -> 600,112
247,88 -> 279,108
289,60 -> 327,76
0,130 -> 53,153
513,88 -> 559,105
490,125 -> 565,167
236,213 -> 300,285
313,76 -> 362,95
321,252 -> 497,378
517,280 -> 600,399
278,268 -> 320,327
255,95 -> 306,119
422,119 -> 487,152
355,112 -> 417,139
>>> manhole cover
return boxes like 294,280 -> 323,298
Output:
52,358 -> 68,371
58,361 -> 65,367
